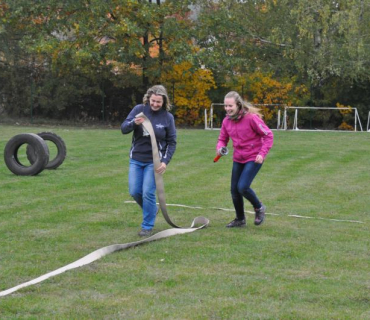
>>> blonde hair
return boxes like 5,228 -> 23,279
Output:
143,85 -> 172,111
225,91 -> 262,118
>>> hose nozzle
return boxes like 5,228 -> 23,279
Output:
213,147 -> 229,163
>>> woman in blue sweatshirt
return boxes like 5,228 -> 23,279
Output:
121,85 -> 177,237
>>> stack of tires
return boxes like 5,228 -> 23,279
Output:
4,132 -> 67,176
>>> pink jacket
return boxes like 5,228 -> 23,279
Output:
216,113 -> 274,163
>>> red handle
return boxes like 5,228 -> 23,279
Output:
213,154 -> 222,163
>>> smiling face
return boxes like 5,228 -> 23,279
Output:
224,97 -> 238,117
149,94 -> 164,112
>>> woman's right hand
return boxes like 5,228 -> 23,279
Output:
134,117 -> 145,125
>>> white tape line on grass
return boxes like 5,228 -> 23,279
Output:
288,214 -> 363,224
124,201 -> 363,224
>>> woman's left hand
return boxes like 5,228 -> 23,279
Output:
156,162 -> 167,174
255,155 -> 264,164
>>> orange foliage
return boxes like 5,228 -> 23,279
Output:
238,71 -> 309,121
0,3 -> 9,16
149,40 -> 159,58
338,122 -> 354,130
336,102 -> 352,115
336,103 -> 353,130
161,61 -> 216,126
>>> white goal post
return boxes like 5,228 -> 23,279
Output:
283,106 -> 363,132
205,103 -> 285,130
205,103 -> 224,130
205,103 -> 365,132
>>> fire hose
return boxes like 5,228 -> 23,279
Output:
0,113 -> 209,297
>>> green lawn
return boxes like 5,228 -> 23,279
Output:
0,124 -> 369,319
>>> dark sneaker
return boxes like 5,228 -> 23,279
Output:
226,218 -> 246,228
254,204 -> 266,226
138,229 -> 153,237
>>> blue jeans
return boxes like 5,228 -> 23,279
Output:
129,159 -> 157,230
231,161 -> 263,220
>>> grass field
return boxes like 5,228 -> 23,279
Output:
0,124 -> 369,319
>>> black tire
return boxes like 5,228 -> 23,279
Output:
4,133 -> 49,176
27,132 -> 67,169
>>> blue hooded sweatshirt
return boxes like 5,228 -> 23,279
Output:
121,104 -> 177,165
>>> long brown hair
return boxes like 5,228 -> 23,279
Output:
225,91 -> 262,118
143,85 -> 172,111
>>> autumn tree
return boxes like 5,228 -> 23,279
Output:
194,0 -> 370,119
2,0 -> 370,124
0,0 -> 196,120
161,61 -> 216,126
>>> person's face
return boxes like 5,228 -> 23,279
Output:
149,94 -> 164,111
224,97 -> 238,116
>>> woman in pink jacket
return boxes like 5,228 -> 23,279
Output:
216,91 -> 274,228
